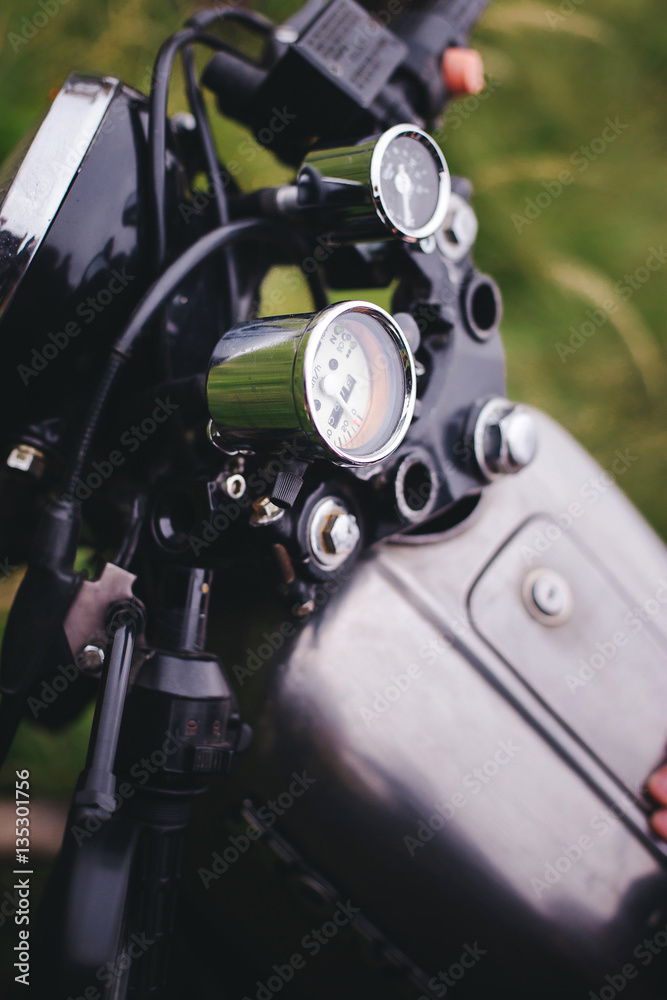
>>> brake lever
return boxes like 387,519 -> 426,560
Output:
63,562 -> 146,675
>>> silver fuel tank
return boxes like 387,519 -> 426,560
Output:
193,408 -> 667,1000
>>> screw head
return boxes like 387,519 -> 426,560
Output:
250,496 -> 284,526
77,644 -> 105,674
309,498 -> 360,569
7,444 -> 45,477
473,398 -> 538,480
522,569 -> 573,627
532,575 -> 566,616
436,192 -> 478,263
322,511 -> 360,556
497,409 -> 538,472
224,474 -> 246,499
295,599 -> 315,617
275,25 -> 298,43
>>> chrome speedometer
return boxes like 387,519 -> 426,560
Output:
301,303 -> 414,463
207,301 -> 416,466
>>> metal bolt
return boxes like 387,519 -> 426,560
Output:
522,569 -> 573,626
275,25 -> 298,43
250,496 -> 285,526
295,599 -> 315,617
224,473 -> 246,499
322,511 -> 360,556
170,111 -> 197,132
497,409 -> 537,472
473,398 -> 538,480
309,498 -> 360,569
532,576 -> 566,617
394,312 -> 421,354
436,192 -> 479,263
7,444 -> 45,477
76,644 -> 105,674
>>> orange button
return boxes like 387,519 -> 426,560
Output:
442,48 -> 485,96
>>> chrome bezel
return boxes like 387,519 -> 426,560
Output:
369,124 -> 451,242
295,300 -> 416,466
0,75 -> 120,321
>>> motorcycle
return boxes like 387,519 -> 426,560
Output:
0,0 -> 666,996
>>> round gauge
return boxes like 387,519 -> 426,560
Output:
300,301 -> 416,464
370,125 -> 451,241
207,301 -> 416,467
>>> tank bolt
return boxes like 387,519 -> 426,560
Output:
522,569 -> 572,626
532,575 -> 566,616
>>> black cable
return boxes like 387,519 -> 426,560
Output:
185,7 -> 274,33
61,218 -> 327,500
182,45 -> 239,323
149,9 -> 273,276
149,27 -> 236,274
149,12 -> 275,384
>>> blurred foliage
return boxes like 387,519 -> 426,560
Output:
0,0 -> 664,526
0,0 -> 665,794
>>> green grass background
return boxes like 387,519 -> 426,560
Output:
0,3 -> 664,989
2,0 -> 666,536
0,0 -> 665,789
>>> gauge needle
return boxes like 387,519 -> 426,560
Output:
319,374 -> 361,425
394,163 -> 414,227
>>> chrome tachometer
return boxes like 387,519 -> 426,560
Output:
300,124 -> 451,244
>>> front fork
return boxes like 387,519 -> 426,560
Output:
35,564 -> 250,999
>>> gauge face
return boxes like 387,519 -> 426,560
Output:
371,125 -> 451,241
206,302 -> 416,466
303,303 -> 415,464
